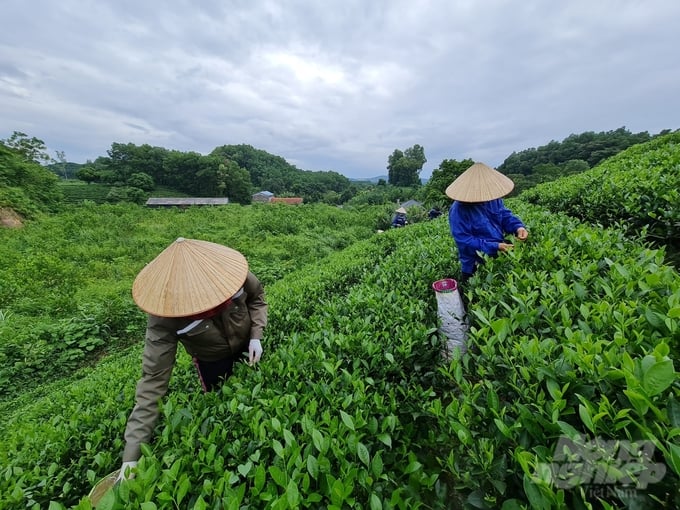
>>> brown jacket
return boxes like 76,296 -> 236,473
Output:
122,272 -> 267,462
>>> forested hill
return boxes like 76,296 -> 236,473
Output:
498,127 -> 663,195
210,144 -> 352,199
74,142 -> 355,205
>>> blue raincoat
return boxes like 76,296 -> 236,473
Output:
448,199 -> 525,274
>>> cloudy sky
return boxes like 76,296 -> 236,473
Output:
1,0 -> 679,179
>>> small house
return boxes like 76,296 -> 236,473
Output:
252,191 -> 274,203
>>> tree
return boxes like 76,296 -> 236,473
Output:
220,160 -> 252,204
417,158 -> 473,205
497,127 -> 652,176
1,131 -> 52,165
75,166 -> 100,184
127,172 -> 155,192
54,150 -> 68,179
0,141 -> 63,214
387,144 -> 426,186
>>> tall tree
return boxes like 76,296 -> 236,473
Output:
387,144 -> 426,186
221,159 -> 252,204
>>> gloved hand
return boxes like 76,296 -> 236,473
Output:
116,460 -> 138,482
248,339 -> 263,364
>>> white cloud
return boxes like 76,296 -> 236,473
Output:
1,0 -> 679,178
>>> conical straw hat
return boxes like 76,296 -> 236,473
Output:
445,162 -> 514,202
132,238 -> 249,317
395,207 -> 407,214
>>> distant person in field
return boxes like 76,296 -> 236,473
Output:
117,238 -> 267,481
428,206 -> 442,220
447,162 -> 528,285
391,207 -> 408,228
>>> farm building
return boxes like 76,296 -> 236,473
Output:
145,198 -> 230,208
252,191 -> 274,203
400,199 -> 423,208
271,197 -> 304,205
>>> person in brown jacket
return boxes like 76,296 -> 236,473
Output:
117,238 -> 268,481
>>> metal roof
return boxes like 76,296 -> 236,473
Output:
145,197 -> 230,206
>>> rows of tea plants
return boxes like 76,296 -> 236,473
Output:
1,201 -> 678,509
520,130 -> 680,250
0,202 -> 389,405
58,182 -> 113,205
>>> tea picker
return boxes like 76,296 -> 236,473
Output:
433,162 -> 528,357
446,162 -> 528,284
88,238 -> 268,505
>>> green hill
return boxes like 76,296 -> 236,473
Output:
1,202 -> 679,508
521,130 -> 680,257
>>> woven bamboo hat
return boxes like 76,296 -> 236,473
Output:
445,162 -> 514,202
395,207 -> 407,214
132,238 -> 249,317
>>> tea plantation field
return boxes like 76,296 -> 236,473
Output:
1,196 -> 678,508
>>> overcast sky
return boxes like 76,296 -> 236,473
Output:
1,0 -> 679,179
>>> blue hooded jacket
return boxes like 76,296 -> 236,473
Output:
448,199 -> 525,274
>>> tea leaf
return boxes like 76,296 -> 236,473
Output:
487,387 -> 500,412
176,477 -> 190,505
377,433 -> 391,447
578,404 -> 595,433
357,442 -> 370,466
340,410 -> 355,431
667,443 -> 680,476
312,429 -> 326,454
624,389 -> 650,416
667,396 -> 680,428
642,358 -> 674,396
307,454 -> 319,479
268,466 -> 286,488
287,479 -> 300,507
96,490 -> 115,510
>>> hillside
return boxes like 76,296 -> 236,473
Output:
1,196 -> 678,508
521,130 -> 680,264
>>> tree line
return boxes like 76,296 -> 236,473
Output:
74,142 -> 357,205
2,126 -> 674,217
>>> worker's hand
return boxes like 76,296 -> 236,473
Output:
498,242 -> 513,252
516,227 -> 528,241
116,461 -> 138,483
249,339 -> 263,365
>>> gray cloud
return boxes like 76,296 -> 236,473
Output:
1,0 -> 678,178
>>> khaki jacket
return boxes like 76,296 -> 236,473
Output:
122,272 -> 267,462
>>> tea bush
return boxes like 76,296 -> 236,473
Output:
521,131 -> 680,252
1,203 -> 678,509
0,202 -> 387,403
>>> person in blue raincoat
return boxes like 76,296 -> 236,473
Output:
391,207 -> 408,228
446,162 -> 528,284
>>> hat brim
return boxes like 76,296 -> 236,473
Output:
88,471 -> 118,505
445,162 -> 514,202
132,238 -> 249,317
